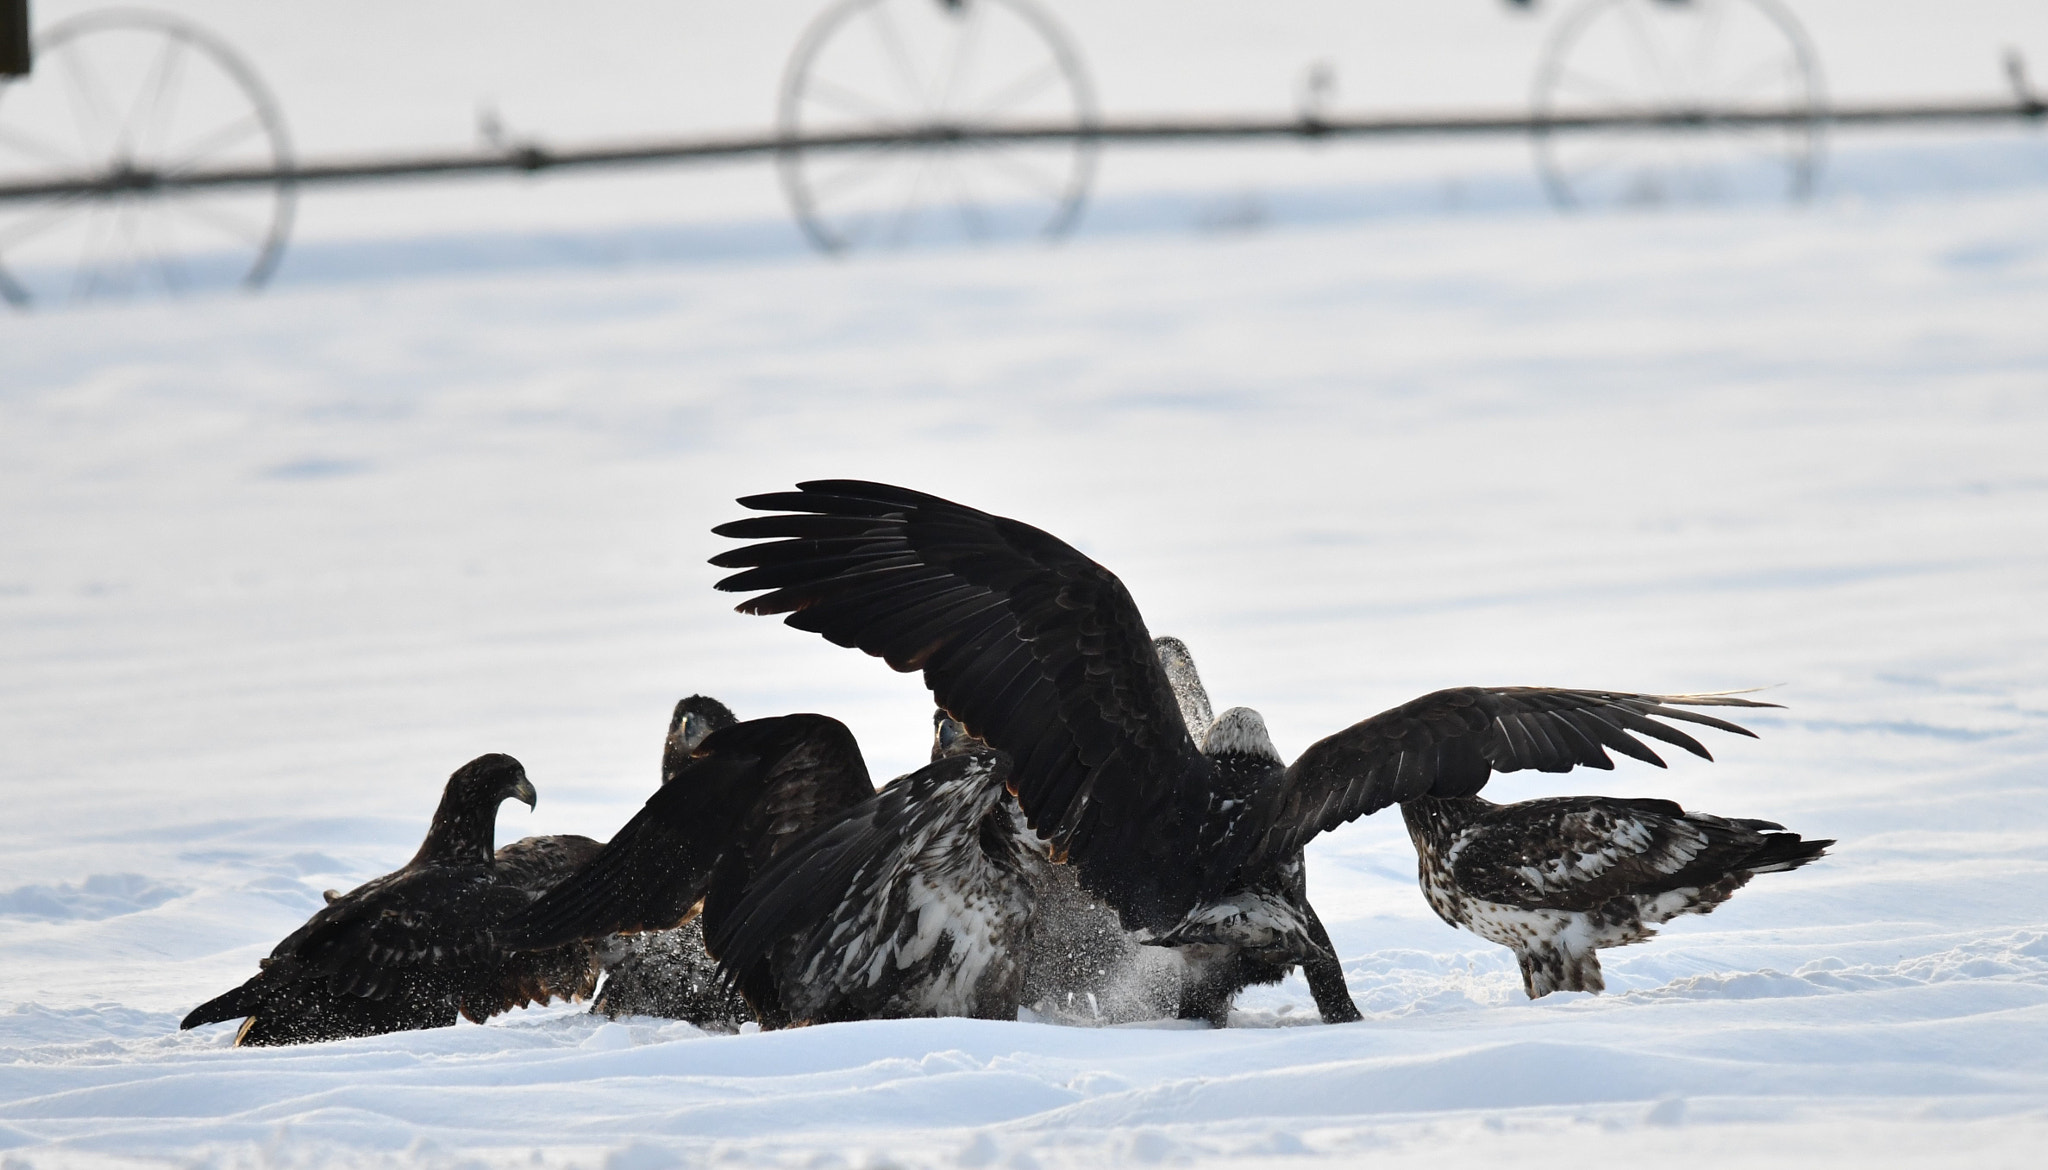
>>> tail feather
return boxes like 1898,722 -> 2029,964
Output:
1744,832 -> 1833,875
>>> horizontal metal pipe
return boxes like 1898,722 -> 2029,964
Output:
1,99 -> 2041,202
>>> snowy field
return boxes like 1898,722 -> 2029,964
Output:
6,1 -> 2048,1168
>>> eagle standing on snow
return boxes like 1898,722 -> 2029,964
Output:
1403,793 -> 1830,997
180,754 -> 603,1046
709,481 -> 1798,1020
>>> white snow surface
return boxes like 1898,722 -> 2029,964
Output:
6,2 -> 2048,1168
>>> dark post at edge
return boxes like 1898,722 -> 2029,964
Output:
1,0 -> 29,78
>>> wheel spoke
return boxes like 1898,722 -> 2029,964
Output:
1721,125 -> 1804,167
163,195 -> 269,248
140,37 -> 194,157
0,122 -> 84,169
1619,2 -> 1670,99
866,2 -> 930,110
1717,54 -> 1803,101
962,141 -> 1067,200
806,144 -> 910,202
1553,68 -> 1637,105
141,200 -> 191,293
115,206 -> 148,295
160,114 -> 264,175
55,40 -> 120,158
71,203 -> 114,299
1687,0 -> 1731,89
801,77 -> 907,123
1555,141 -> 1641,182
944,161 -> 992,240
119,34 -> 186,159
972,61 -> 1061,117
885,154 -> 934,245
935,0 -> 988,115
0,193 -> 90,250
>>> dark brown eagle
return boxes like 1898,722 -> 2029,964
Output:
180,754 -> 602,1046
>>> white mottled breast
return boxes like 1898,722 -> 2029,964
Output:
895,871 -> 1025,1014
1459,898 -> 1588,952
802,755 -> 1030,1016
1415,836 -> 1475,930
1420,833 -> 1704,955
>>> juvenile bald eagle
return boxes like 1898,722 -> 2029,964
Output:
710,481 -> 1781,1021
707,742 -> 1040,1024
1403,794 -> 1831,997
180,754 -> 602,1046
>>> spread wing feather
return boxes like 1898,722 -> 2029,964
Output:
499,715 -> 871,952
713,482 -> 1213,929
715,481 -> 1775,928
696,715 -> 878,947
469,835 -> 606,1019
1255,688 -> 1776,865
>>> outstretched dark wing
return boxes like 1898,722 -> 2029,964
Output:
712,480 -> 1214,929
696,714 -> 880,946
708,750 -> 1022,1023
468,835 -> 607,1020
1252,687 -> 1774,866
499,715 -> 870,952
1445,795 -> 1832,912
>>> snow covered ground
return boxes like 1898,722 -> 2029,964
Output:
5,2 -> 2048,1167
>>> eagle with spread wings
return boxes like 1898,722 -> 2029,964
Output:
709,480 -> 1782,1011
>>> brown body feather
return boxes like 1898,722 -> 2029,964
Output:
180,755 -> 601,1046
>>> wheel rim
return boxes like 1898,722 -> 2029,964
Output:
777,0 -> 1098,255
0,9 -> 294,307
1531,0 -> 1825,211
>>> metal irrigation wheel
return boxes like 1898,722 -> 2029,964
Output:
0,9 -> 294,307
1531,0 -> 1824,210
777,0 -> 1098,255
